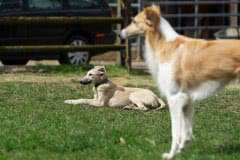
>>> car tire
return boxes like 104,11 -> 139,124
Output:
1,59 -> 28,65
59,36 -> 91,65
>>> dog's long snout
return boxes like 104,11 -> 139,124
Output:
119,29 -> 127,39
79,78 -> 92,85
79,80 -> 84,84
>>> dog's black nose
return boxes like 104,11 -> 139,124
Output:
79,80 -> 84,84
118,33 -> 121,38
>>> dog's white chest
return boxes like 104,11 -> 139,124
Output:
157,62 -> 179,97
145,41 -> 179,97
145,40 -> 159,82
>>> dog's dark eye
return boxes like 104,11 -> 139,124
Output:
89,73 -> 93,76
131,18 -> 136,24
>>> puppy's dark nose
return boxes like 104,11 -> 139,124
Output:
79,80 -> 84,84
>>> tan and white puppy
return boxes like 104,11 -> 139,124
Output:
120,5 -> 240,160
64,66 -> 165,111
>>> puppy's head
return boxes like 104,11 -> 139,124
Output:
120,5 -> 161,39
80,66 -> 107,85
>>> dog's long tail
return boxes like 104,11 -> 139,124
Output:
157,97 -> 166,110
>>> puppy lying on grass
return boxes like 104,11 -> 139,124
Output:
64,66 -> 165,111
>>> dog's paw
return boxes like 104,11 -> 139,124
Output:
64,100 -> 75,104
162,152 -> 174,160
123,106 -> 131,110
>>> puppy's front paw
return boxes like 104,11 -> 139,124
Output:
123,106 -> 131,110
162,152 -> 174,160
64,100 -> 75,104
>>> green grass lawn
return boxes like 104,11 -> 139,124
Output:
0,65 -> 239,160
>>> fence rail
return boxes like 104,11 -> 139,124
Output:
145,1 -> 240,5
0,45 -> 126,54
0,17 -> 123,25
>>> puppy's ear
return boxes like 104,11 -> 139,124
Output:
151,5 -> 161,15
97,66 -> 106,73
144,7 -> 160,32
97,66 -> 106,79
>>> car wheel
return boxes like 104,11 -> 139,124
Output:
59,37 -> 91,65
1,59 -> 28,65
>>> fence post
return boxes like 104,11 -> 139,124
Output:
116,0 -> 122,65
136,0 -> 144,61
230,0 -> 238,27
125,38 -> 131,73
194,0 -> 199,38
122,0 -> 132,72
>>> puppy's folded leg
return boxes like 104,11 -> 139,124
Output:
123,104 -> 148,111
128,93 -> 148,111
123,104 -> 136,110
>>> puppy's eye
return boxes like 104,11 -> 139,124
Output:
89,73 -> 93,76
131,18 -> 136,24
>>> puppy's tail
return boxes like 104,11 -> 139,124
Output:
149,97 -> 166,112
156,97 -> 166,110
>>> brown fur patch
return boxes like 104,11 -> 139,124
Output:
172,37 -> 240,87
144,7 -> 160,32
146,30 -> 240,88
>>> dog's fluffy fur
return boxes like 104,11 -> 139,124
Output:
120,5 -> 240,159
64,66 -> 165,111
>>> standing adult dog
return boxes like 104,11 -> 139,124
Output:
64,66 -> 165,111
120,5 -> 240,159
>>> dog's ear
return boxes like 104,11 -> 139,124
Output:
97,66 -> 106,78
94,66 -> 106,72
97,66 -> 106,73
144,6 -> 160,31
151,5 -> 161,15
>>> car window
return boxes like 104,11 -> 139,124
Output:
28,0 -> 62,10
0,0 -> 22,11
68,0 -> 101,9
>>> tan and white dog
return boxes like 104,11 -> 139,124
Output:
64,66 -> 165,111
120,5 -> 240,160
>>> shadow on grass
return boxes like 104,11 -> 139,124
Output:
199,144 -> 240,154
217,144 -> 240,154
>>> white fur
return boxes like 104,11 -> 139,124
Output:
144,39 -> 159,82
189,80 -> 224,102
120,29 -> 127,39
145,37 -> 179,98
160,17 -> 179,42
157,61 -> 179,98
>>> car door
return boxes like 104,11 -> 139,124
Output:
0,0 -> 26,45
26,0 -> 66,45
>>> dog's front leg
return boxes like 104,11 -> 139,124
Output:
93,87 -> 98,100
162,93 -> 189,160
64,99 -> 103,107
